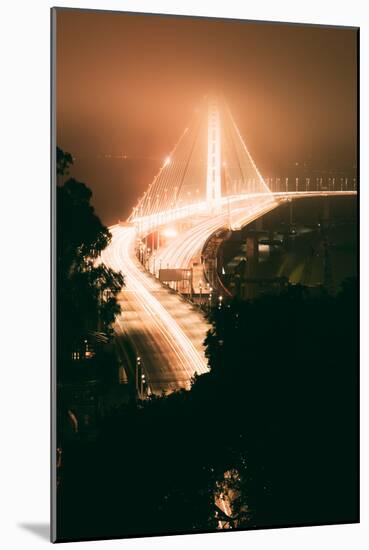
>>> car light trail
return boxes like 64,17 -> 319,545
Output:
101,225 -> 209,394
100,95 -> 356,395
153,195 -> 279,273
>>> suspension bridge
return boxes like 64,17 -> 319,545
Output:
101,95 -> 356,395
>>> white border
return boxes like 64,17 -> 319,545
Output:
1,1 -> 367,548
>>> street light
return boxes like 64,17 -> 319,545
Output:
218,295 -> 223,309
208,288 -> 213,311
136,356 -> 141,397
141,373 -> 146,398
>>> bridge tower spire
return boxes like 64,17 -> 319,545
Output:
206,96 -> 222,212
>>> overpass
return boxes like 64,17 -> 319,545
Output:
101,96 -> 356,395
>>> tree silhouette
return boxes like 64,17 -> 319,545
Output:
57,280 -> 358,541
57,146 -> 73,177
56,148 -> 124,373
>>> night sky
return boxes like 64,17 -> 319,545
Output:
56,9 -> 357,225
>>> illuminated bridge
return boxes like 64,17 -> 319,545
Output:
101,96 -> 356,395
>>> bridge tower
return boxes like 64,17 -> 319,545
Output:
206,97 -> 222,212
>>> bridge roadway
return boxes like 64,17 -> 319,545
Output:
152,195 -> 279,274
103,190 -> 356,395
151,191 -> 356,276
101,225 -> 210,395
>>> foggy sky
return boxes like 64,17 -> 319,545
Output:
56,9 -> 357,225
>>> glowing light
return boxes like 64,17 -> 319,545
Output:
162,227 -> 178,238
100,226 -> 208,393
110,99 -> 357,396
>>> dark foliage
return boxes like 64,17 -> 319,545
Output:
57,146 -> 73,177
204,281 -> 358,527
57,280 -> 358,541
56,148 -> 124,372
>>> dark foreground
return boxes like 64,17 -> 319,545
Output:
56,280 -> 358,541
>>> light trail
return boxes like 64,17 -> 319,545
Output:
101,225 -> 209,394
103,193 -> 356,394
102,94 -> 356,395
131,190 -> 357,238
146,189 -> 357,293
153,195 -> 279,274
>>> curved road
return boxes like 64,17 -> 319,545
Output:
101,225 -> 210,394
152,195 -> 278,273
103,191 -> 356,395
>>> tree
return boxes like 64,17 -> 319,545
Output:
203,281 -> 358,528
56,148 -> 124,371
57,146 -> 73,178
57,280 -> 358,540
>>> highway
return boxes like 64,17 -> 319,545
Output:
102,191 -> 356,396
101,197 -> 278,395
101,225 -> 210,395
152,195 -> 280,274
150,191 -> 357,275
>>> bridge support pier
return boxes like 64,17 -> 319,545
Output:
255,217 -> 263,231
246,235 -> 259,267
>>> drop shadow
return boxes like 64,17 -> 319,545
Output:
18,523 -> 49,541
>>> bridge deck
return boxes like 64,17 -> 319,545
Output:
101,226 -> 210,395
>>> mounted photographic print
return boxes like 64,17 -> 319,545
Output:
51,7 -> 359,543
